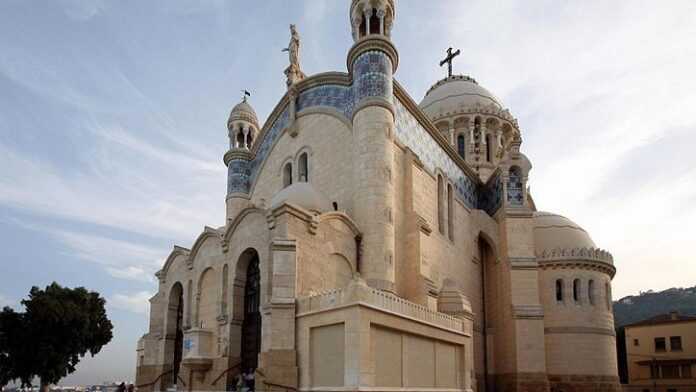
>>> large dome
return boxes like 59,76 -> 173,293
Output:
533,211 -> 596,255
419,75 -> 501,120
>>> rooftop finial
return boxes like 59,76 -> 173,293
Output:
439,47 -> 461,78
283,24 -> 305,88
241,89 -> 251,102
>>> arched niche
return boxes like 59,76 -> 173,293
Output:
163,282 -> 184,388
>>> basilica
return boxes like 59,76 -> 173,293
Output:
135,1 -> 620,391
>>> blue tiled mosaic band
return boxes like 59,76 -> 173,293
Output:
297,85 -> 354,119
507,170 -> 524,206
353,51 -> 392,103
227,108 -> 289,196
227,158 -> 251,194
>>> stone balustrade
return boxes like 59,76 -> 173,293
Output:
296,278 -> 464,333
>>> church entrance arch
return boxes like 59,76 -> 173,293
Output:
230,248 -> 263,379
164,282 -> 184,388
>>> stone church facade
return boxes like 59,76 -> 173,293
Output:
135,1 -> 620,391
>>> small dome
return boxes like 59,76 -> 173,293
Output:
533,211 -> 596,255
227,99 -> 259,129
419,75 -> 501,121
270,182 -> 332,213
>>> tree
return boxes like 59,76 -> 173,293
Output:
0,282 -> 113,390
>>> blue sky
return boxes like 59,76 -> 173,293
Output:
1,0 -> 695,385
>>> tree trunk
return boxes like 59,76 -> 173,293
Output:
40,378 -> 50,392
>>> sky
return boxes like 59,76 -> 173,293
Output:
1,0 -> 695,385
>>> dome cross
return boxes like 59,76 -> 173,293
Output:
439,47 -> 461,77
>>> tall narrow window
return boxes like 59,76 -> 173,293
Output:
606,282 -> 612,310
359,16 -> 366,38
236,128 -> 245,148
298,152 -> 308,182
369,8 -> 379,34
588,279 -> 595,305
555,279 -> 564,302
221,264 -> 229,316
573,279 -> 581,303
457,134 -> 466,159
283,163 -> 293,188
447,183 -> 454,240
437,175 -> 444,235
485,134 -> 492,162
186,280 -> 192,328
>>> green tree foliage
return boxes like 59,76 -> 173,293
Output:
613,285 -> 696,327
0,282 -> 113,388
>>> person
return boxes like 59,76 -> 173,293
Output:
236,373 -> 248,392
126,384 -> 134,392
116,383 -> 126,392
244,369 -> 255,391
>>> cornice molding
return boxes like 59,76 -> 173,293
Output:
223,149 -> 252,166
346,36 -> 399,73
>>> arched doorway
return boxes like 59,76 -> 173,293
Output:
165,282 -> 184,388
477,237 -> 497,392
240,251 -> 261,373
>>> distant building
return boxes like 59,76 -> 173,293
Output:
624,311 -> 696,392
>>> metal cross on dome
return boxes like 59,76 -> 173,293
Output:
439,47 -> 461,77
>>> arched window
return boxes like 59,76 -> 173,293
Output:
283,162 -> 293,188
573,279 -> 581,303
555,279 -> 564,302
298,152 -> 308,182
246,130 -> 254,148
236,128 -> 245,148
437,175 -> 444,235
447,183 -> 454,240
588,279 -> 595,305
508,166 -> 524,206
359,16 -> 366,38
369,8 -> 379,34
457,134 -> 466,159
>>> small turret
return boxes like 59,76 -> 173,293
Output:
350,0 -> 395,41
347,0 -> 398,293
227,97 -> 259,151
224,96 -> 258,222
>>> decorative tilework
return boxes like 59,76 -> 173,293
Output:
353,51 -> 392,103
227,108 -> 290,196
479,172 -> 503,216
507,169 -> 524,206
297,84 -> 354,119
394,98 -> 503,215
227,158 -> 251,194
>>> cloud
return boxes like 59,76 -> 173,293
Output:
109,291 -> 153,315
5,217 -> 166,283
0,294 -> 17,309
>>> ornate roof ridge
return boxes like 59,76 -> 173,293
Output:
537,246 -> 614,264
427,104 -> 519,128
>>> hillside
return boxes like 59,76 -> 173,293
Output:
613,285 -> 696,327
